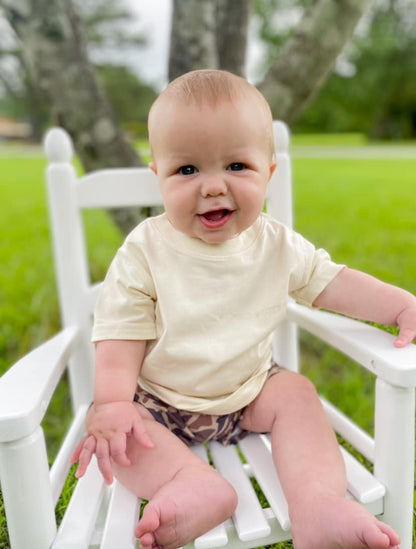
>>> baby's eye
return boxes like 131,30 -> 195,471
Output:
179,165 -> 197,175
228,162 -> 245,171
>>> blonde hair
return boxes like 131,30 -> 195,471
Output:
148,70 -> 274,157
162,70 -> 264,105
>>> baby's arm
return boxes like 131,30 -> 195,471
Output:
71,339 -> 153,484
313,267 -> 416,347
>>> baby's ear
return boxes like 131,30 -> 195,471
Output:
149,162 -> 157,175
269,160 -> 277,179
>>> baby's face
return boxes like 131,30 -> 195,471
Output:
149,98 -> 276,244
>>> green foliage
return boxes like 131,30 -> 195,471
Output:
254,0 -> 416,138
0,0 -> 154,137
295,2 -> 416,138
97,64 -> 157,136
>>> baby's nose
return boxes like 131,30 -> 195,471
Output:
200,175 -> 227,197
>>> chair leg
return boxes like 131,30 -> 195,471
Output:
0,427 -> 56,549
374,379 -> 415,549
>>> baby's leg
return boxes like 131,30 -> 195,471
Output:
111,404 -> 237,549
241,371 -> 400,549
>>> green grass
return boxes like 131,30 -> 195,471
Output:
293,157 -> 416,291
292,156 -> 416,435
291,132 -> 368,146
1,142 -> 415,548
0,157 -> 57,374
0,157 -> 124,377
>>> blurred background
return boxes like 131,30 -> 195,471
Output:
1,0 -> 416,142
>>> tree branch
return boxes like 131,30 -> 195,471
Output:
258,0 -> 371,123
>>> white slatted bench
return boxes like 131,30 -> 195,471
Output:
52,432 -> 386,549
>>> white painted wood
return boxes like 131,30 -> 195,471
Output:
321,397 -> 375,462
267,120 -> 293,228
101,480 -> 141,549
288,301 -> 416,387
77,168 -> 162,209
374,380 -> 415,549
209,442 -> 271,542
268,122 -> 299,373
192,445 -> 229,548
52,457 -> 106,549
238,435 -> 290,531
0,427 -> 56,549
218,509 -> 290,549
44,127 -> 74,163
50,405 -> 90,505
339,446 -> 385,504
47,157 -> 96,408
0,326 -> 79,442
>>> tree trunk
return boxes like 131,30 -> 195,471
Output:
169,0 -> 218,81
258,0 -> 371,124
168,0 -> 251,81
1,0 -> 146,233
215,0 -> 251,77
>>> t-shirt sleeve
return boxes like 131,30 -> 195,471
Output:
286,229 -> 345,307
91,239 -> 157,342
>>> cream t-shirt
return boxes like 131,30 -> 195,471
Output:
92,213 -> 344,414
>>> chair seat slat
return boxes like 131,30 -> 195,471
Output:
191,445 -> 229,548
209,442 -> 271,542
100,480 -> 141,549
238,435 -> 291,531
340,447 -> 386,504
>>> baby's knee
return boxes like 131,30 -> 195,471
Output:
285,371 -> 318,398
273,371 -> 321,413
226,485 -> 238,517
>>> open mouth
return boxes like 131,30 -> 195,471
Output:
198,209 -> 233,229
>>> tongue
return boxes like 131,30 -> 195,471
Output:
203,209 -> 227,221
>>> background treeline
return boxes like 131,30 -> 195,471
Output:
1,0 -> 415,141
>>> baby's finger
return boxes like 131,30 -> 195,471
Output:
75,435 -> 96,478
95,437 -> 113,485
109,432 -> 131,467
132,418 -> 154,449
394,328 -> 416,348
70,435 -> 88,464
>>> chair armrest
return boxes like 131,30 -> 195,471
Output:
287,302 -> 416,388
0,327 -> 80,442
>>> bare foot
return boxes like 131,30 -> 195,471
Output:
290,494 -> 401,549
135,465 -> 237,549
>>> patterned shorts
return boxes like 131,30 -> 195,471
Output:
134,362 -> 282,447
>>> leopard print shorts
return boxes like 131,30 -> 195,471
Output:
134,362 -> 282,446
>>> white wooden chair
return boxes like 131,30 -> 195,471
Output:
0,122 -> 415,549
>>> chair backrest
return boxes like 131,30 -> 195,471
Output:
43,121 -> 299,412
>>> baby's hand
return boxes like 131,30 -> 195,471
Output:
394,305 -> 416,348
70,401 -> 153,485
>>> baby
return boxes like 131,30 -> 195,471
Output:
72,69 -> 415,549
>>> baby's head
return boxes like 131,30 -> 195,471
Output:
148,70 -> 276,244
148,69 -> 274,160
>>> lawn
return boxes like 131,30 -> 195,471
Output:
0,141 -> 415,547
